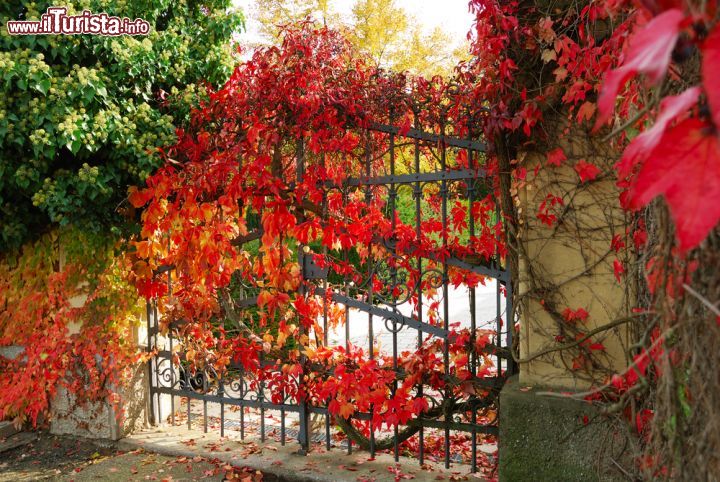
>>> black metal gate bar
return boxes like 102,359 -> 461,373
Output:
389,127 -> 400,463
146,117 -> 515,473
296,137 -> 311,455
343,184 -> 353,457
369,122 -> 485,151
468,140 -> 478,473
413,117 -> 425,467
364,132 -> 376,459
441,126 -> 451,469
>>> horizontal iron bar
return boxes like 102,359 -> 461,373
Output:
315,287 -> 449,339
373,237 -> 509,282
154,351 -> 289,369
433,253 -> 510,283
151,386 -> 302,412
347,411 -> 498,435
369,122 -> 486,151
345,169 -> 485,186
419,417 -> 498,436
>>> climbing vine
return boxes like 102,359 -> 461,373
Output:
1,0 -> 719,478
0,229 -> 143,427
129,23 -> 505,458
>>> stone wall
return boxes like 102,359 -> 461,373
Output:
26,242 -> 153,440
50,359 -> 150,440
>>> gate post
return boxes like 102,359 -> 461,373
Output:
499,116 -> 633,480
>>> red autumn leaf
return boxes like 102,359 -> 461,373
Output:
611,234 -> 625,252
574,160 -> 601,182
613,259 -> 625,283
411,397 -> 429,414
329,399 -> 355,419
562,307 -> 589,323
630,118 -> 720,250
537,193 -> 564,226
702,25 -> 720,128
633,219 -> 648,249
611,374 -> 625,390
399,114 -> 412,136
576,101 -> 596,123
636,409 -> 654,436
572,354 -> 586,370
627,349 -> 651,386
595,9 -> 685,129
617,87 -> 700,178
546,147 -> 567,167
127,186 -> 154,208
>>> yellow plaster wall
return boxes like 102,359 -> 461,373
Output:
516,122 -> 633,389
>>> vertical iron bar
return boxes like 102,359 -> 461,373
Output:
260,377 -> 266,442
389,129 -> 400,462
343,201 -> 352,456
167,267 -> 175,426
322,176 -> 330,451
323,199 -> 331,455
169,331 -> 175,426
203,368 -> 208,433
495,198 -> 503,377
497,278 -> 502,375
413,120 -> 424,466
506,274 -> 515,375
187,385 -> 191,430
440,135 -> 450,469
240,371 -> 245,439
365,133 -> 374,364
365,133 -> 376,459
468,144 -> 478,473
296,137 -> 311,455
145,300 -> 155,425
153,301 -> 162,424
325,411 -> 331,451
219,376 -> 225,438
322,152 -> 329,348
281,380 -> 286,446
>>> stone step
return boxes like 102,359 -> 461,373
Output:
0,420 -> 20,440
0,432 -> 35,454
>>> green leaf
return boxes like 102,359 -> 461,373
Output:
68,139 -> 82,155
35,79 -> 51,95
95,82 -> 107,98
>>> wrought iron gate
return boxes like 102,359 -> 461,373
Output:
146,120 -> 514,473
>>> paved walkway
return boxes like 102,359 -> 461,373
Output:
120,425 -> 485,481
0,431 -> 233,481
